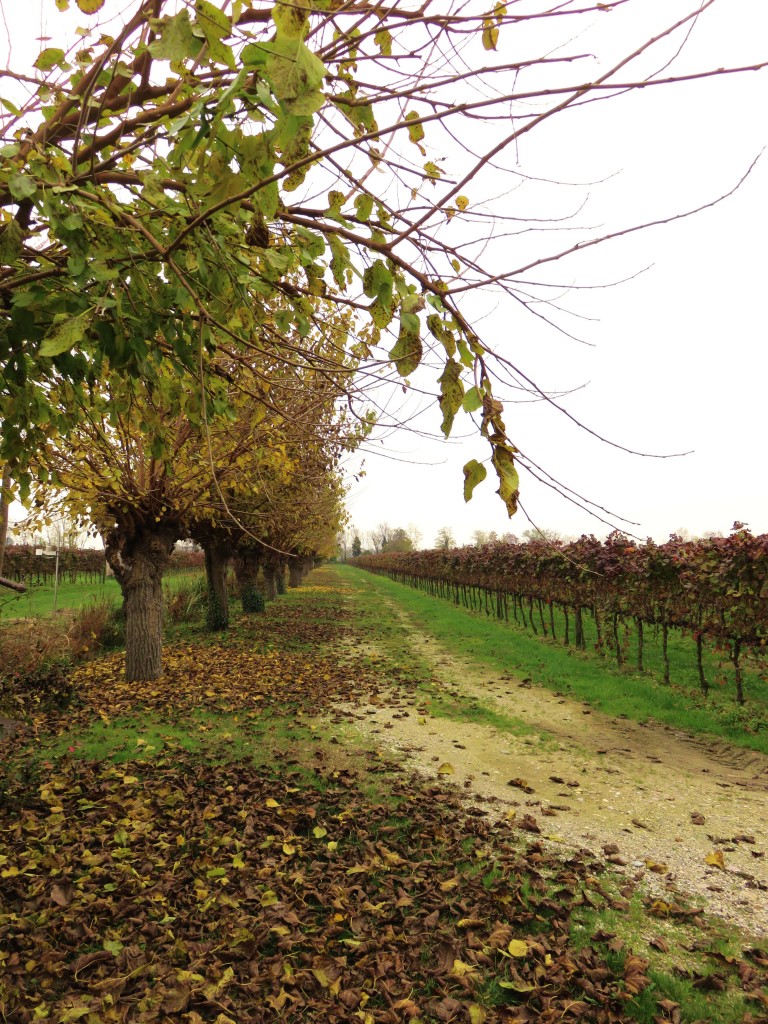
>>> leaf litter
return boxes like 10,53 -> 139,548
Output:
1,569 -> 767,1024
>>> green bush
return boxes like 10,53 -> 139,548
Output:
241,585 -> 265,613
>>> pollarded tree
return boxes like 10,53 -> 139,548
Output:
31,353 -> 304,679
192,366 -> 360,625
3,0 -> 764,524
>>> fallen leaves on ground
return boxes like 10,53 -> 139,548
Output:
2,572 -> 767,1024
0,750 -> 684,1024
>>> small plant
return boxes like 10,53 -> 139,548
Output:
241,585 -> 265,613
165,577 -> 207,625
68,596 -> 123,655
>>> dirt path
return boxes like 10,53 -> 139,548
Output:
331,598 -> 768,937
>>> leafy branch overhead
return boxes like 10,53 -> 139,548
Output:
2,0 -> 763,513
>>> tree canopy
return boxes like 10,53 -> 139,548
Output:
3,0 -> 763,522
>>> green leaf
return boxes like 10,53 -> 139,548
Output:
149,10 -> 202,63
424,161 -> 441,181
492,444 -> 520,516
0,220 -> 24,265
389,312 -> 422,376
39,310 -> 90,358
204,170 -> 245,211
462,386 -> 482,413
438,359 -> 463,437
463,459 -> 487,502
374,29 -> 392,56
354,194 -> 374,221
404,111 -> 425,145
8,173 -> 37,201
103,939 -> 124,956
34,47 -> 67,71
426,313 -> 455,358
273,0 -> 310,39
195,0 -> 235,68
263,37 -> 326,104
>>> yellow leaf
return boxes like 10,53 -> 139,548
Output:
508,939 -> 528,957
265,798 -> 280,808
705,850 -> 725,870
481,20 -> 499,50
437,762 -> 454,775
450,959 -> 476,977
456,196 -> 469,211
644,859 -> 668,874
469,1006 -> 487,1024
76,0 -> 105,12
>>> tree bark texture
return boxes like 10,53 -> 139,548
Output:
263,561 -> 279,600
233,549 -> 264,613
106,525 -> 176,682
204,542 -> 230,631
289,556 -> 313,588
0,465 -> 11,577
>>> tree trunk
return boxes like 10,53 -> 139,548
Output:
0,465 -> 11,577
731,639 -> 745,706
636,617 -> 644,672
263,561 -> 278,600
574,606 -> 584,649
288,557 -> 303,589
696,632 -> 708,695
204,541 -> 230,631
106,524 -> 176,682
233,549 -> 264,612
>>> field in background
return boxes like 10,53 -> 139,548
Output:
0,570 -> 203,619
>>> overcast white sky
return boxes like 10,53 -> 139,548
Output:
343,0 -> 768,547
3,1 -> 767,549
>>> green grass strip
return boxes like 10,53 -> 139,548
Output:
332,564 -> 768,755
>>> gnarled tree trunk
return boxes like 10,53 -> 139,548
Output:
263,558 -> 283,600
288,557 -> 304,589
204,541 -> 230,631
233,548 -> 263,612
106,524 -> 176,682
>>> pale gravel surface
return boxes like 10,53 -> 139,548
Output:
329,601 -> 768,938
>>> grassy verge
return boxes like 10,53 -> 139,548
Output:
334,564 -> 768,755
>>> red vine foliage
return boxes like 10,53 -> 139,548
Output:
354,528 -> 768,704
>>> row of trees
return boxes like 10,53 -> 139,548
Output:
354,527 -> 768,703
2,1 -> 764,678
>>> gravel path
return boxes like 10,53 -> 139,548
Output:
331,600 -> 768,937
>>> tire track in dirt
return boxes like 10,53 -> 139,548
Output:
332,595 -> 768,937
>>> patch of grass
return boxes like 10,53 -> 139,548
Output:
332,565 -> 768,755
2,570 -> 204,620
569,890 -> 760,1024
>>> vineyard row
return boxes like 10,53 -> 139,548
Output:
353,530 -> 768,705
